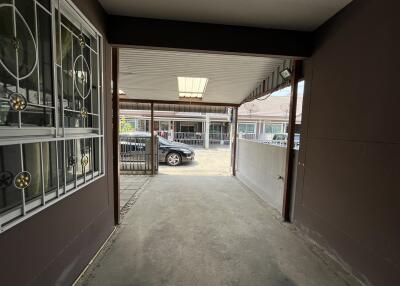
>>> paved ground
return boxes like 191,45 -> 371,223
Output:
76,173 -> 360,286
159,146 -> 231,176
120,175 -> 150,209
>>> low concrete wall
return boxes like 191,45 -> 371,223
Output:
236,139 -> 286,213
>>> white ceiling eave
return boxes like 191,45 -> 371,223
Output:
99,0 -> 353,31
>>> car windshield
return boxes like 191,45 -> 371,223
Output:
158,136 -> 174,146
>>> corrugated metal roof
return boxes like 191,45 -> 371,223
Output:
119,48 -> 285,104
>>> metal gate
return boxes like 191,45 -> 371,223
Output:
120,135 -> 159,174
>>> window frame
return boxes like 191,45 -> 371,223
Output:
238,122 -> 256,134
264,123 -> 284,134
0,0 -> 105,233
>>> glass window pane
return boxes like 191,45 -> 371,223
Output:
65,139 -> 75,186
0,144 -> 22,214
61,26 -> 73,109
90,34 -> 97,52
36,0 -> 51,11
55,10 -> 61,66
64,110 -> 81,128
0,5 -> 18,98
0,99 -> 19,126
73,35 -> 83,111
57,141 -> 64,188
91,50 -> 98,115
56,66 -> 62,128
42,141 -> 57,194
85,138 -> 93,177
247,124 -> 255,133
93,137 -> 99,173
61,14 -> 81,38
265,124 -> 283,134
82,46 -> 91,112
15,11 -> 36,84
21,105 -> 54,127
19,75 -> 39,105
238,123 -> 255,134
238,124 -> 245,133
23,143 -> 42,202
76,139 -> 85,185
37,8 -> 53,106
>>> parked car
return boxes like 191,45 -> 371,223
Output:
120,132 -> 195,166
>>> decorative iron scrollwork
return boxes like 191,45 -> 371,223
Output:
78,33 -> 85,47
9,93 -> 27,111
80,107 -> 88,118
81,155 -> 89,167
73,55 -> 91,99
14,171 -> 31,190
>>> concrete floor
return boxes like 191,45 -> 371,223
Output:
76,173 -> 360,286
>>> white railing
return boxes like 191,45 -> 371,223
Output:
238,133 -> 296,148
174,132 -> 205,146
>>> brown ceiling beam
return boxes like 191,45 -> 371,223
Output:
107,16 -> 312,58
119,98 -> 240,107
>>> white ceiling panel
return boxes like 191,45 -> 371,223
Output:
99,0 -> 352,31
119,48 -> 285,104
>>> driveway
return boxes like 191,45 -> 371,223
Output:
76,174 -> 360,286
159,147 -> 231,176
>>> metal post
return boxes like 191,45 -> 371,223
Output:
232,107 -> 238,176
282,60 -> 302,222
205,114 -> 210,149
150,102 -> 155,175
112,47 -> 120,225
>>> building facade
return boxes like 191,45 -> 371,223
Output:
120,94 -> 303,147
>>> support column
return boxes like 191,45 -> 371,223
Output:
111,47 -> 120,225
150,102 -> 155,175
232,107 -> 238,176
204,114 -> 210,149
168,120 -> 172,140
282,60 -> 302,222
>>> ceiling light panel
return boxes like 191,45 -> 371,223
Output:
177,77 -> 208,93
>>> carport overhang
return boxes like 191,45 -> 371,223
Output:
112,44 -> 303,223
107,0 -> 312,226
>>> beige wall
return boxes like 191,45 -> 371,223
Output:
236,139 -> 286,212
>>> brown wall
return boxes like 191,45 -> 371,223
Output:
295,0 -> 400,285
0,1 -> 115,286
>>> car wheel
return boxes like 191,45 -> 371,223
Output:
166,152 -> 181,166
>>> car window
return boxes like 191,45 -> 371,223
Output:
158,136 -> 173,146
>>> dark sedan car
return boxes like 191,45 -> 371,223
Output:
120,132 -> 195,166
158,136 -> 195,166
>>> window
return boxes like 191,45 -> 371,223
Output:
265,123 -> 283,134
0,0 -> 104,232
159,121 -> 169,131
238,123 -> 255,134
210,123 -> 222,133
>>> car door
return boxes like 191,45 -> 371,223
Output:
158,143 -> 168,162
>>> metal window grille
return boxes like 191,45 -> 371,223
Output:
0,0 -> 104,233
